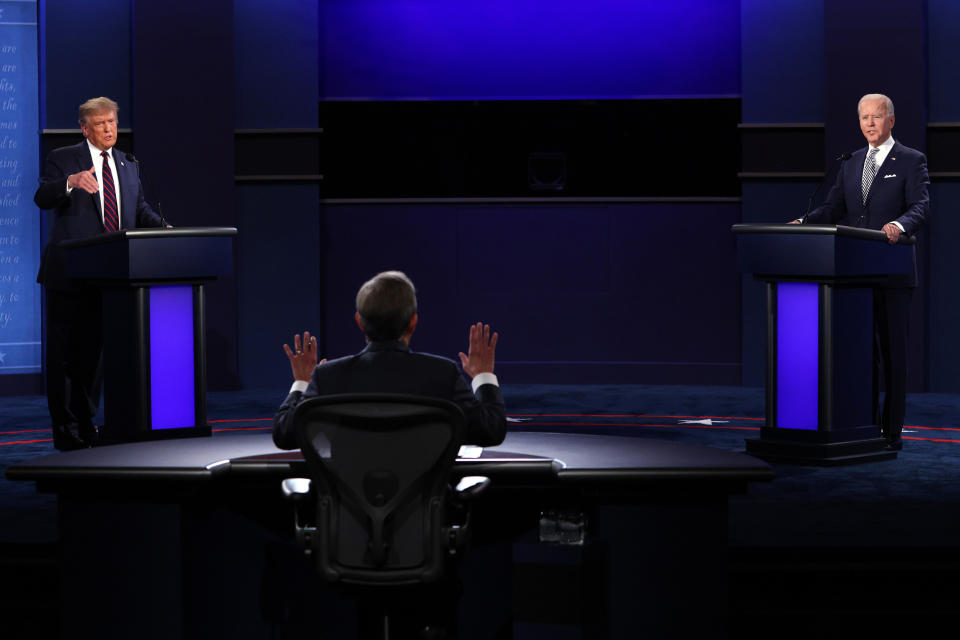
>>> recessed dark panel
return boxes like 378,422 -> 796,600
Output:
318,99 -> 741,198
927,126 -> 960,173
740,126 -> 825,173
234,131 -> 322,177
0,373 -> 43,396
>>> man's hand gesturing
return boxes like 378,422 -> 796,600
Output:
68,166 -> 99,194
283,331 -> 325,382
458,322 -> 498,378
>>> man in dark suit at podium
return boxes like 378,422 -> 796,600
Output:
272,270 -> 507,450
34,97 -> 166,450
797,93 -> 929,450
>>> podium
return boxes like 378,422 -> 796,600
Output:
60,227 -> 237,444
733,223 -> 915,464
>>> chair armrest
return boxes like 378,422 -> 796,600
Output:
454,475 -> 490,500
282,477 -> 312,501
281,477 -> 316,554
445,476 -> 491,553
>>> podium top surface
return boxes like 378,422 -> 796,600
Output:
59,226 -> 236,282
731,223 -> 915,245
59,226 -> 237,249
733,223 -> 915,279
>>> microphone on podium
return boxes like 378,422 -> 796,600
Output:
126,153 -> 170,228
802,151 -> 851,223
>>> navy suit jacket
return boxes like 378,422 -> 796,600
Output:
805,140 -> 929,286
34,141 -> 164,290
272,341 -> 507,449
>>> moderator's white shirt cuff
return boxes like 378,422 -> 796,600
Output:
289,380 -> 309,394
471,372 -> 498,392
891,220 -> 905,232
66,183 -> 73,194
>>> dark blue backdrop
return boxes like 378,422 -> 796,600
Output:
17,0 -> 960,396
40,0 -> 130,129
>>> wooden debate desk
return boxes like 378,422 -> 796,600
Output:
8,432 -> 772,639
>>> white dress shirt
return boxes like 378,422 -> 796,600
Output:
289,371 -> 498,395
866,135 -> 895,172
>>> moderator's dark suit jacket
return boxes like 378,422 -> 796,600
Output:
33,141 -> 164,291
272,340 -> 507,449
805,140 -> 929,286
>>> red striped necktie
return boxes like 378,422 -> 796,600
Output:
101,150 -> 119,232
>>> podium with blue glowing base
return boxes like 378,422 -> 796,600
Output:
733,223 -> 915,465
60,227 -> 237,444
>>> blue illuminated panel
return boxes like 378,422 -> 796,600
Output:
0,2 -> 41,377
322,0 -> 740,100
776,283 -> 818,430
149,286 -> 195,429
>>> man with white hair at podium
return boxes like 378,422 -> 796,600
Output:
793,93 -> 929,451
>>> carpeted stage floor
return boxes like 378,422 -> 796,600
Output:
4,383 -> 960,636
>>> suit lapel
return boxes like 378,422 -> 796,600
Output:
114,149 -> 137,227
74,141 -> 105,225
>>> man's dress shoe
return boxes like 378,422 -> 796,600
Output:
53,426 -> 85,451
78,424 -> 100,448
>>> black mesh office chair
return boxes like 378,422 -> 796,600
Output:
281,394 -> 489,639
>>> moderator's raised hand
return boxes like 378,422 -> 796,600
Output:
282,331 -> 324,382
458,322 -> 498,378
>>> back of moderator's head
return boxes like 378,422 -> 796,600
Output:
355,271 -> 418,342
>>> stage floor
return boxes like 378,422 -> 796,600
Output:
4,383 -> 960,547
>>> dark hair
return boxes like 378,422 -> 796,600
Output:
355,271 -> 417,342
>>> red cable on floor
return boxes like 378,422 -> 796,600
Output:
517,420 -> 762,431
508,413 -> 765,421
0,439 -> 53,446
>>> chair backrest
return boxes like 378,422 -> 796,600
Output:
291,393 -> 466,586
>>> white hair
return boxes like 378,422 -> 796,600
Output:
858,93 -> 894,116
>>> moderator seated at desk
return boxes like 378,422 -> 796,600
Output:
272,271 -> 507,450
8,431 -> 771,639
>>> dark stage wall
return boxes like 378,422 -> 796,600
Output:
237,198 -> 742,391
237,1 -> 745,389
25,1 -> 960,394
